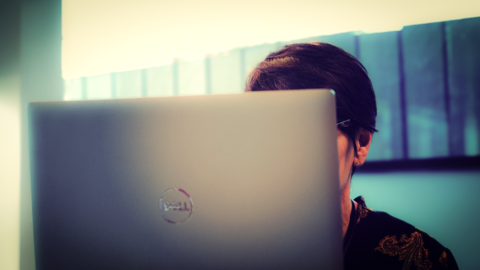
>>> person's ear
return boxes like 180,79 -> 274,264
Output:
353,128 -> 372,167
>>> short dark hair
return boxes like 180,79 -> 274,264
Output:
245,42 -> 378,173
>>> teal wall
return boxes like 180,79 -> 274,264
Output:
352,171 -> 480,270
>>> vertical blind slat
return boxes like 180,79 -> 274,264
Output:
447,17 -> 480,157
209,49 -> 243,94
177,59 -> 206,96
403,22 -> 449,158
115,70 -> 142,98
145,65 -> 174,97
86,74 -> 111,100
359,31 -> 404,161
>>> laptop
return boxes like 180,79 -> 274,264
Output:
29,89 -> 343,269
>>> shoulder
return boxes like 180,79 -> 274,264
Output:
344,196 -> 458,270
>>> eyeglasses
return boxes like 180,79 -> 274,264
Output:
336,119 -> 351,128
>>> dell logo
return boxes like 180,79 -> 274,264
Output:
163,201 -> 190,211
159,188 -> 194,224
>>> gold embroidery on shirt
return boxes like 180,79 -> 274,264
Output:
356,205 -> 369,224
374,231 -> 432,270
355,198 -> 372,224
439,251 -> 448,268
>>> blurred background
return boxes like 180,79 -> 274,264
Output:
1,0 -> 479,269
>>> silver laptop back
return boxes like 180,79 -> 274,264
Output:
29,90 -> 343,269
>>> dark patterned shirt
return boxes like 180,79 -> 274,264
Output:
343,197 -> 459,270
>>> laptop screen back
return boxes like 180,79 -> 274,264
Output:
29,90 -> 343,269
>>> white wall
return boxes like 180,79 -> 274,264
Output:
62,0 -> 480,79
0,30 -> 21,270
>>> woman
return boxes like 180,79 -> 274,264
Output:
246,42 -> 458,270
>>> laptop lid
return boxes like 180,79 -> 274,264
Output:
29,89 -> 343,269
